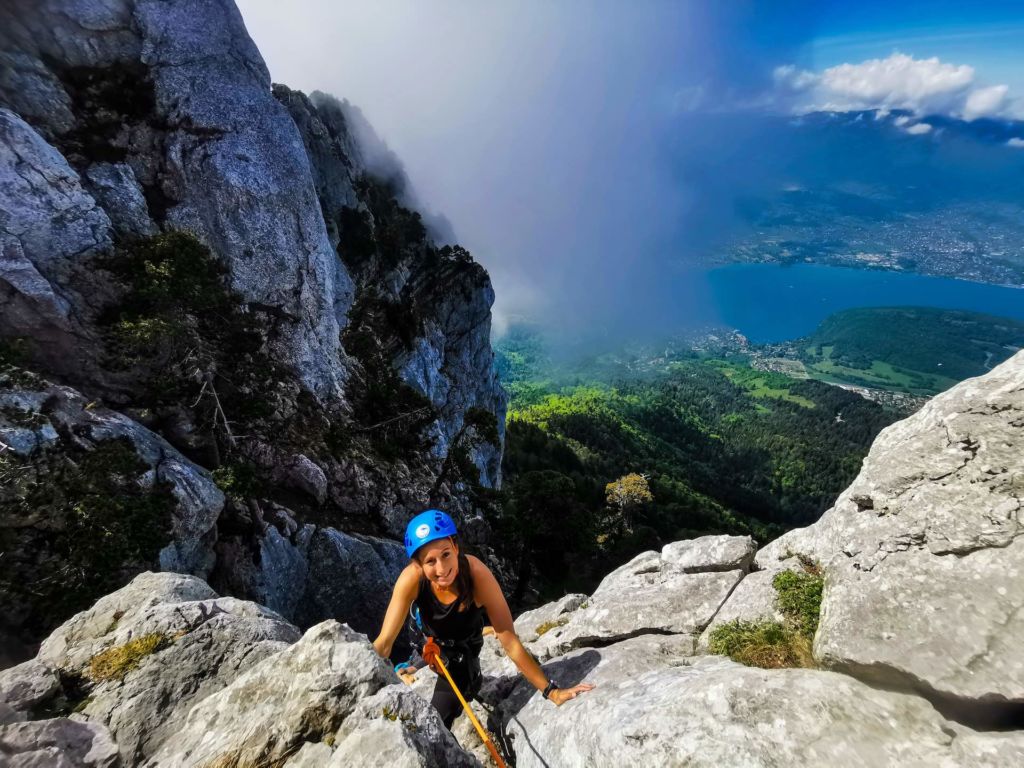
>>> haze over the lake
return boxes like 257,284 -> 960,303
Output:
237,1 -> 1024,339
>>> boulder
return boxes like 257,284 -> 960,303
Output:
37,572 -> 217,673
0,718 -> 119,768
661,534 -> 757,573
299,528 -> 407,636
526,549 -> 743,660
0,659 -> 59,720
513,593 -> 588,644
328,684 -> 482,767
5,570 -> 302,764
79,597 -> 299,764
144,621 -> 394,768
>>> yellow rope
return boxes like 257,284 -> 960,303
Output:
432,651 -> 508,768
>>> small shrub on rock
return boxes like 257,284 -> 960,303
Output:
708,557 -> 823,669
708,619 -> 813,669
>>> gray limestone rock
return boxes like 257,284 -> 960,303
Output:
0,0 -> 350,398
0,659 -> 59,720
660,534 -> 757,573
282,453 -> 329,505
526,548 -> 743,661
0,108 -> 112,380
144,620 -> 394,768
37,572 -> 218,673
0,718 -> 120,768
82,600 -> 299,764
696,560 -> 799,652
800,352 -> 1024,711
299,528 -> 407,636
500,636 -> 971,768
950,730 -> 1024,766
513,593 -> 588,644
84,162 -> 157,237
0,381 -> 224,626
328,684 -> 483,767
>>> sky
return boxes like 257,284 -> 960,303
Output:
235,1 -> 1024,338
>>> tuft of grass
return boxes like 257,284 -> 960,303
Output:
708,619 -> 814,669
773,568 -> 824,636
708,556 -> 823,669
87,633 -> 168,682
534,617 -> 569,636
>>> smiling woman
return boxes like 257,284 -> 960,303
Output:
372,509 -> 595,730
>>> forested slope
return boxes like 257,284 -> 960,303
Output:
494,327 -> 900,599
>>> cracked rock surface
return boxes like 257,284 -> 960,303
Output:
761,351 -> 1024,710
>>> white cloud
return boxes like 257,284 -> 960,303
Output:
1008,138 -> 1024,148
963,85 -> 1009,121
773,53 -> 1020,122
893,115 -> 911,126
904,122 -> 933,135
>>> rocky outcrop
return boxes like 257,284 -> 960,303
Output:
760,351 -> 1024,725
524,537 -> 750,661
0,573 -> 479,767
0,380 -> 224,647
498,638 -> 1018,768
0,0 -> 505,656
464,359 -> 1022,763
0,0 -> 348,398
4,346 -> 1024,768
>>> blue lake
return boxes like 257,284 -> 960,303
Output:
703,263 -> 1024,343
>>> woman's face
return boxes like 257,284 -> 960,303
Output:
417,538 -> 459,589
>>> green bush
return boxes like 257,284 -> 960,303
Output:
708,558 -> 823,669
773,567 -> 824,636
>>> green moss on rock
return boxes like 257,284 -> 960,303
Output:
87,633 -> 169,682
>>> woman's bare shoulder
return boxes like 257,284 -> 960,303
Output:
396,561 -> 422,592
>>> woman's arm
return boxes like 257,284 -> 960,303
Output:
471,556 -> 594,706
372,563 -> 420,659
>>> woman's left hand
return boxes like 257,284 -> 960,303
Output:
548,683 -> 595,706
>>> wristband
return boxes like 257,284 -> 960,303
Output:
542,680 -> 559,699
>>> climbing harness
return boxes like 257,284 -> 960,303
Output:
422,636 -> 508,768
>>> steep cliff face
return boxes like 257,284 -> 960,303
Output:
0,0 -> 505,653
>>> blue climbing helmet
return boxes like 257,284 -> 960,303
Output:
404,509 -> 458,559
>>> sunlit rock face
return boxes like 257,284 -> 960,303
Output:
0,0 -> 505,653
761,351 -> 1024,719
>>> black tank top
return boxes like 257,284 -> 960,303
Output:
414,575 -> 487,654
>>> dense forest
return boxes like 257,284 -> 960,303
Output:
492,326 -> 902,603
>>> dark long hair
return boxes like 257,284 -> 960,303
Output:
451,536 -> 474,610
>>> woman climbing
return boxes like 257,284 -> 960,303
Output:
373,509 -> 595,730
